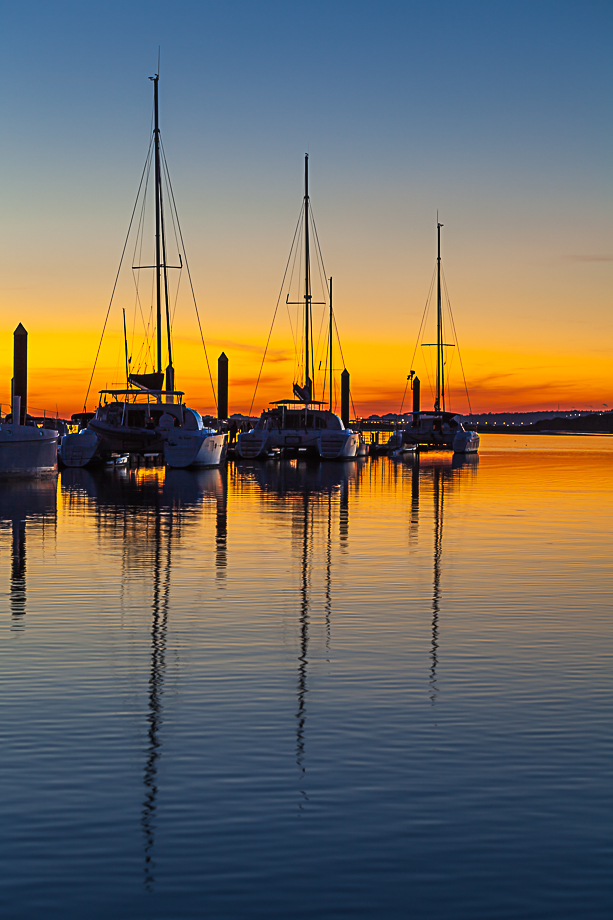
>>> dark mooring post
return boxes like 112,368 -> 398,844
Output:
412,376 -> 421,426
218,352 -> 228,421
13,324 -> 28,424
341,368 -> 350,429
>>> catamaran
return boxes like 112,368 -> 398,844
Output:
237,156 -> 360,461
60,74 -> 225,469
396,221 -> 479,454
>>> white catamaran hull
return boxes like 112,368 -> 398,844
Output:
237,427 -> 360,460
452,429 -> 480,454
164,431 -> 227,468
0,425 -> 58,475
59,430 -> 102,468
236,429 -> 271,459
318,430 -> 360,459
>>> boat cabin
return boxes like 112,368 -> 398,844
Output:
408,411 -> 462,433
255,403 -> 345,432
95,389 -> 206,431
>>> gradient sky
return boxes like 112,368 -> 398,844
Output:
1,0 -> 611,418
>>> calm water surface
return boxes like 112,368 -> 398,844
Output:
1,435 -> 611,919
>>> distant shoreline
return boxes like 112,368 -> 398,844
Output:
478,429 -> 613,437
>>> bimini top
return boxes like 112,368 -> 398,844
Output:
270,399 -> 326,406
98,387 -> 185,400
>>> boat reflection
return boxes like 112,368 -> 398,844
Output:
239,458 -> 363,804
237,455 -> 364,497
142,498 -> 171,890
409,453 -> 479,701
60,465 -> 227,887
0,478 -> 57,630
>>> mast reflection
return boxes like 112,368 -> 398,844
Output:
215,473 -> 228,579
60,465 -> 225,887
296,490 -> 310,801
400,453 -> 479,702
142,501 -> 171,889
246,458 -> 361,804
11,517 -> 26,623
0,479 -> 57,630
430,466 -> 444,701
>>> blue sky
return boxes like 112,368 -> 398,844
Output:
0,0 -> 611,413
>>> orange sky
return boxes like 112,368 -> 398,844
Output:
1,5 -> 611,420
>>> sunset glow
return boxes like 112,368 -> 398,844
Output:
1,2 -> 610,419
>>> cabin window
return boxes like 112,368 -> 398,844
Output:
127,410 -> 146,428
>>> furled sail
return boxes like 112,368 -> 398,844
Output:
128,372 -> 165,391
293,378 -> 313,403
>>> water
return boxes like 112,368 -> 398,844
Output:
1,436 -> 611,919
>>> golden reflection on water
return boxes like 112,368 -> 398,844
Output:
1,435 -> 611,897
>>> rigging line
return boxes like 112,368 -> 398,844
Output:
134,304 -> 156,373
409,264 -> 437,372
399,376 -> 410,414
310,202 -> 328,282
314,294 -> 328,372
286,203 -> 304,376
310,209 -> 329,369
309,204 -> 333,386
160,148 -> 184,330
442,267 -> 472,414
249,208 -> 303,416
330,313 -> 357,419
161,148 -> 183,263
83,137 -> 154,411
293,220 -> 305,384
160,142 -> 216,407
131,145 -> 155,367
321,337 -> 328,406
287,223 -> 301,384
170,272 -> 182,327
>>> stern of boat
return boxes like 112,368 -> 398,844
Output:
59,430 -> 101,468
236,430 -> 270,459
453,429 -> 480,454
165,432 -> 227,468
318,430 -> 359,460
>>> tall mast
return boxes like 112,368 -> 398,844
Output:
435,219 -> 444,412
329,276 -> 333,412
151,74 -> 162,376
304,154 -> 312,400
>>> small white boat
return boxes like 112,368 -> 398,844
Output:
390,445 -> 417,459
105,453 -> 129,467
60,428 -> 101,467
0,422 -> 58,476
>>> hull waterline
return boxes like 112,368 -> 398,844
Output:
0,425 -> 58,476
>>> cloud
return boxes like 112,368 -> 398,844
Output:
201,338 -> 292,362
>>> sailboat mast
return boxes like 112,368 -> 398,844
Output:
329,276 -> 333,412
304,154 -> 312,400
152,75 -> 162,377
436,219 -> 444,412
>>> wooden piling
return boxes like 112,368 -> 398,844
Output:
218,352 -> 228,421
412,376 -> 421,425
13,324 -> 28,424
341,368 -> 350,428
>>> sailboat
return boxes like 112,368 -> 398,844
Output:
398,221 -> 479,454
237,156 -> 360,461
60,74 -> 225,470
